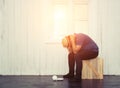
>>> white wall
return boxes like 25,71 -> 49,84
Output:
0,0 -> 68,75
89,0 -> 120,75
0,0 -> 120,75
101,0 -> 120,75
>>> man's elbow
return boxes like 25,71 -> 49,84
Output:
73,47 -> 81,54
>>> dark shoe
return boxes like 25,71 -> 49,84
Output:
70,77 -> 81,82
70,76 -> 82,82
63,73 -> 74,78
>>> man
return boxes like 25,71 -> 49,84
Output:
62,33 -> 99,82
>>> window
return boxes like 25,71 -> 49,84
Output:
51,0 -> 88,42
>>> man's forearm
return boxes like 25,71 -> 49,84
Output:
67,47 -> 73,53
70,35 -> 81,54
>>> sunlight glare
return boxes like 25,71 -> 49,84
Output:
53,6 -> 67,42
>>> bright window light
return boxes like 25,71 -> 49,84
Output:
53,5 -> 68,42
54,7 -> 65,21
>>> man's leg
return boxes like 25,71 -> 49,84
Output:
63,53 -> 75,78
73,50 -> 98,81
75,54 -> 82,80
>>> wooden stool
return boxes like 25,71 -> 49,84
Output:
82,57 -> 103,79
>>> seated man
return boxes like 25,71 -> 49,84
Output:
62,33 -> 99,82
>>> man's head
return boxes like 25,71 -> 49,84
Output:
62,37 -> 69,48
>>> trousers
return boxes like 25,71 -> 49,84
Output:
68,50 -> 98,78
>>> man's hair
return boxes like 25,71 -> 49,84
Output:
61,35 -> 72,48
66,36 -> 71,47
62,37 -> 68,48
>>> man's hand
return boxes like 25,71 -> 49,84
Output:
69,34 -> 81,54
69,35 -> 75,41
67,46 -> 73,53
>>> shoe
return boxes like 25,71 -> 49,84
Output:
70,77 -> 81,82
70,76 -> 82,82
63,73 -> 74,78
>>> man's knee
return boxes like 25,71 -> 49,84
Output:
68,53 -> 74,58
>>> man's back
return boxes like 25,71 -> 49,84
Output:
75,33 -> 98,52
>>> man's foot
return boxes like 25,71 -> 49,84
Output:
72,78 -> 81,82
70,76 -> 82,82
70,78 -> 81,82
63,73 -> 74,78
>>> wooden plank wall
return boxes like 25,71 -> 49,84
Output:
0,0 -> 68,75
0,0 -> 120,75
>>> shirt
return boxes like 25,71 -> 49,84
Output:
75,33 -> 98,52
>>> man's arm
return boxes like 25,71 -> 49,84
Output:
70,34 -> 81,54
67,46 -> 73,53
65,36 -> 73,53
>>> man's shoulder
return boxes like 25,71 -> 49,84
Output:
75,33 -> 88,38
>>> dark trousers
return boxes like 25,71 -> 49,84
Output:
68,50 -> 98,78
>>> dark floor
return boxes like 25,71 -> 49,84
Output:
0,75 -> 120,88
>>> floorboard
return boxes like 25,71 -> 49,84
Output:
0,75 -> 120,88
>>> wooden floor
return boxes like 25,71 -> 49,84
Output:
0,75 -> 120,88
